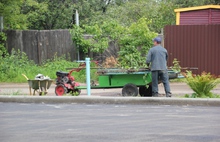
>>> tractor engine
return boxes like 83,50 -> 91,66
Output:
56,71 -> 74,84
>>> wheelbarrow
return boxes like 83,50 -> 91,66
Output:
22,74 -> 53,95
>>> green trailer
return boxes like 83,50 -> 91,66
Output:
77,68 -> 178,97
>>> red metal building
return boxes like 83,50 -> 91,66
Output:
164,5 -> 220,75
174,5 -> 220,25
164,25 -> 220,75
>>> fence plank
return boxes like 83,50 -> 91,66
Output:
5,30 -> 76,64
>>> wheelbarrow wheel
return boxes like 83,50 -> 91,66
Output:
122,83 -> 138,97
139,85 -> 152,97
55,84 -> 67,96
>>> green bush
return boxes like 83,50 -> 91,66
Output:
0,50 -> 98,83
118,18 -> 156,69
184,71 -> 220,98
0,49 -> 35,82
70,18 -> 156,69
0,32 -> 7,56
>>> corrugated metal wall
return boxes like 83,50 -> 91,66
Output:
164,25 -> 220,75
180,9 -> 209,25
180,9 -> 220,25
212,9 -> 220,24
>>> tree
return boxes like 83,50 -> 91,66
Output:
172,0 -> 220,7
89,0 -> 175,33
70,18 -> 156,68
75,0 -> 219,33
1,0 -> 219,30
118,18 -> 157,68
21,0 -> 48,30
22,0 -> 75,30
71,0 -> 130,26
0,0 -> 27,29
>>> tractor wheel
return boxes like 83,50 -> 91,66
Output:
122,83 -> 138,97
55,84 -> 67,96
139,85 -> 152,97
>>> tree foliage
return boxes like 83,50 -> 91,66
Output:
0,32 -> 7,56
0,0 -> 27,29
23,0 -> 75,30
70,20 -> 124,55
1,0 -> 219,30
118,18 -> 157,68
70,18 -> 156,68
21,0 -> 48,30
172,0 -> 220,7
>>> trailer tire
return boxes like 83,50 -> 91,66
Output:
122,83 -> 138,97
139,85 -> 152,97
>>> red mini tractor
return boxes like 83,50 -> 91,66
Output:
55,63 -> 85,96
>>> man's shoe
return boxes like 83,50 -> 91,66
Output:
152,93 -> 159,97
166,93 -> 172,97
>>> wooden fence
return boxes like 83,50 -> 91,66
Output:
5,30 -> 119,64
5,30 -> 77,64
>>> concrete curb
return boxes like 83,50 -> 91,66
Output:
0,95 -> 220,106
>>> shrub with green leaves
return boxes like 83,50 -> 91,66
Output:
0,32 -> 7,56
70,18 -> 156,69
0,49 -> 36,82
184,71 -> 220,98
118,18 -> 156,69
171,58 -> 181,73
0,50 -> 98,83
70,24 -> 109,54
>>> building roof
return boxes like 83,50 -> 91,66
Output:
174,5 -> 220,13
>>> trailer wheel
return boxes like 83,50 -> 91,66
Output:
122,83 -> 138,96
139,85 -> 152,97
55,84 -> 67,96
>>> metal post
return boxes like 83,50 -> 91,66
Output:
159,28 -> 164,47
75,10 -> 80,60
0,16 -> 3,32
75,10 -> 79,26
85,58 -> 91,96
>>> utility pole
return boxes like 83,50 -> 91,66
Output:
0,16 -> 3,32
75,10 -> 80,60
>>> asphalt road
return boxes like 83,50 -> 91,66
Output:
1,103 -> 220,142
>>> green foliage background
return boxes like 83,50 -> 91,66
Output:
118,18 -> 156,68
0,49 -> 98,83
70,18 -> 156,69
0,0 -> 220,83
0,32 -> 7,56
1,0 -> 219,30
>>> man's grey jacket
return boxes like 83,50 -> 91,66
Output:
146,45 -> 168,71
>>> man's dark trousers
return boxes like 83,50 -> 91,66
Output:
151,70 -> 171,96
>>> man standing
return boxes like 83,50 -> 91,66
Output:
146,37 -> 172,97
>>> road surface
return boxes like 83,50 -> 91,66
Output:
0,103 -> 220,142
